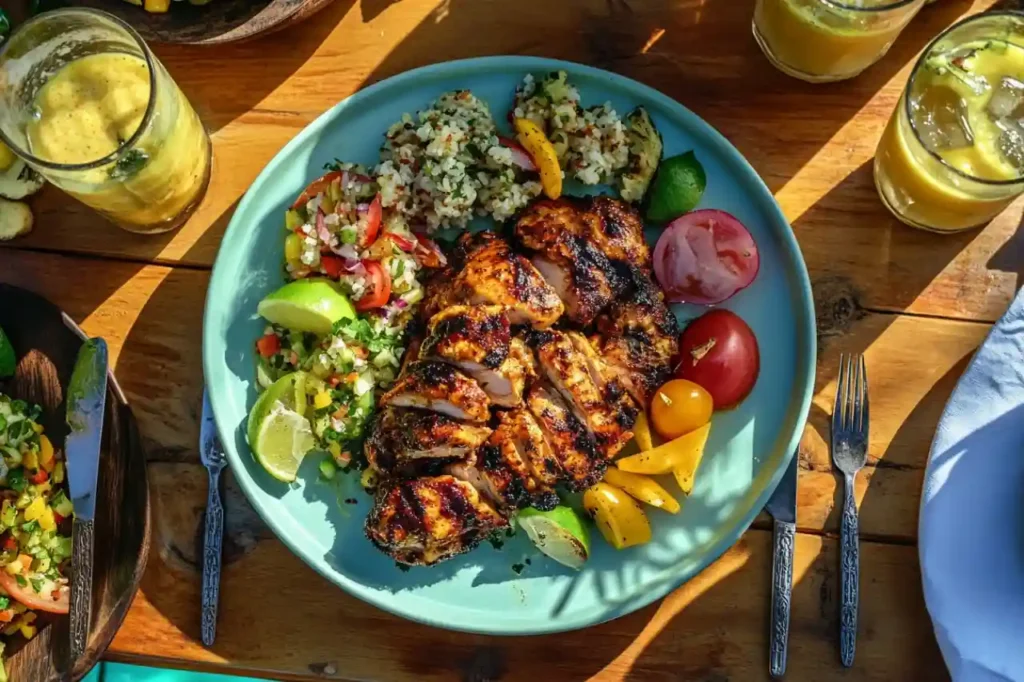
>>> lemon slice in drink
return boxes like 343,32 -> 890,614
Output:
247,371 -> 315,482
518,505 -> 591,570
257,278 -> 356,335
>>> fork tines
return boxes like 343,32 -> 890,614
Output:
832,353 -> 869,439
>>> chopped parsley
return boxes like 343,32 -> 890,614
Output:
109,149 -> 149,180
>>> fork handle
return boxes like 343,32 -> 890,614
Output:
201,468 -> 224,647
840,473 -> 859,668
769,518 -> 795,678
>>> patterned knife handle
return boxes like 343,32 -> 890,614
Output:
201,468 -> 224,647
70,518 -> 95,664
769,518 -> 795,678
840,473 -> 859,668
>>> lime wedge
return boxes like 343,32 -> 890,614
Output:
247,371 -> 309,453
0,326 -> 14,379
257,278 -> 356,335
646,150 -> 706,223
250,404 -> 316,483
518,505 -> 591,570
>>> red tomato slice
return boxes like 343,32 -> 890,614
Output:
356,260 -> 392,311
256,334 -> 280,358
361,194 -> 383,247
386,232 -> 416,252
290,171 -> 343,211
320,254 -> 345,279
0,572 -> 69,614
653,209 -> 759,305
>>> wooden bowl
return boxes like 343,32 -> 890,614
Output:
27,0 -> 338,44
0,284 -> 150,682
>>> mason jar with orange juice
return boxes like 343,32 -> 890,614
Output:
874,11 -> 1024,232
753,0 -> 926,82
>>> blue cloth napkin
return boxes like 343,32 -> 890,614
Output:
920,289 -> 1024,682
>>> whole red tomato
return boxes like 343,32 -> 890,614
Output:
675,309 -> 759,409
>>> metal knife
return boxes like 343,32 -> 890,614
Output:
65,338 -> 109,665
199,389 -> 226,647
765,453 -> 799,679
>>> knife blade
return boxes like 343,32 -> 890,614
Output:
199,389 -> 226,647
765,453 -> 798,679
65,338 -> 109,664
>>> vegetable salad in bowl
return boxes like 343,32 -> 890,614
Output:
0,395 -> 72,679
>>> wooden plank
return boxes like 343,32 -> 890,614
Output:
3,1 -> 1020,325
109,480 -> 946,682
0,250 -> 989,541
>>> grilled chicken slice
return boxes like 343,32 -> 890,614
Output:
421,305 -> 511,371
532,330 -> 637,458
380,361 -> 490,422
515,200 -> 621,325
365,407 -> 492,475
593,270 -> 679,404
580,196 -> 651,270
526,384 -> 605,491
422,236 -> 564,328
448,410 -> 560,511
365,475 -> 508,566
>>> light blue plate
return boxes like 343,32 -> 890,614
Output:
203,57 -> 816,635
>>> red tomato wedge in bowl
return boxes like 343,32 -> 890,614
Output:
0,571 -> 69,614
653,209 -> 759,305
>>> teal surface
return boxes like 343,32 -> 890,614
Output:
83,664 -> 268,681
203,56 -> 816,635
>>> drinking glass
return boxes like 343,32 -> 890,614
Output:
753,0 -> 926,83
874,11 -> 1024,233
0,8 -> 211,235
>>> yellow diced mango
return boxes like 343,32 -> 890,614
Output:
313,391 -> 333,410
285,233 -> 302,265
22,451 -> 38,472
38,508 -> 55,532
143,0 -> 170,12
38,436 -> 54,468
20,624 -> 36,639
22,497 -> 45,523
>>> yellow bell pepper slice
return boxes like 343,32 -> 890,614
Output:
22,497 -> 45,523
633,412 -> 654,452
22,450 -> 38,472
513,118 -> 563,199
313,391 -> 333,410
616,422 -> 711,476
285,233 -> 303,266
144,0 -> 171,12
583,482 -> 651,549
38,435 -> 54,469
603,468 -> 680,514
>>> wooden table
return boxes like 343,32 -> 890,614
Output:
1,0 -> 1013,678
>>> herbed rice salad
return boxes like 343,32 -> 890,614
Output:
255,71 -> 659,470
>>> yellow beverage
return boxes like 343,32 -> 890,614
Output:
753,0 -> 925,82
874,12 -> 1024,232
0,9 -> 210,235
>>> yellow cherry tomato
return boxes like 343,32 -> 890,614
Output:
583,482 -> 652,549
603,468 -> 680,514
616,421 -> 711,476
650,379 -> 713,441
514,117 -> 563,199
633,411 -> 654,452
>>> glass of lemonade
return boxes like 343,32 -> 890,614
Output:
874,11 -> 1024,233
753,0 -> 926,83
0,9 -> 211,235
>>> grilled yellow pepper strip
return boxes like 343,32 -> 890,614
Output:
633,411 -> 654,452
513,117 -> 563,199
603,468 -> 680,514
143,0 -> 170,12
583,482 -> 651,549
616,421 -> 711,477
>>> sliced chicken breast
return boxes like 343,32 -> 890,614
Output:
526,383 -> 605,491
380,361 -> 490,422
365,407 -> 492,475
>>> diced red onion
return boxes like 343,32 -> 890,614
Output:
394,299 -> 408,309
315,211 -> 331,243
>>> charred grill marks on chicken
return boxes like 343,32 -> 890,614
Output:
364,197 -> 677,566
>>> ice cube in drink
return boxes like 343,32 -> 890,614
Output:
873,14 -> 1024,233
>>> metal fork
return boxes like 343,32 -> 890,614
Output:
831,353 -> 869,668
200,390 -> 227,646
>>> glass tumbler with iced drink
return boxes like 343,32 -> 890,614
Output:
753,0 -> 926,83
0,9 -> 211,234
874,11 -> 1024,232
